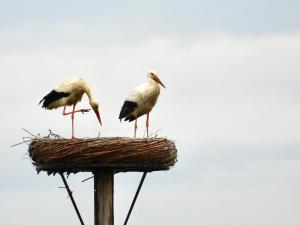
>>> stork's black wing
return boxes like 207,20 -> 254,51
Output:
39,89 -> 69,109
119,100 -> 138,121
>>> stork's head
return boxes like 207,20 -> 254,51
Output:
90,101 -> 102,126
147,70 -> 166,89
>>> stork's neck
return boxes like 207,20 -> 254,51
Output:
85,87 -> 97,104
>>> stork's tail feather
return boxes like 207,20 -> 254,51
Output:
124,116 -> 136,122
119,100 -> 138,120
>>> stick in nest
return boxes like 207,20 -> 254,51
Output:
11,128 -> 63,148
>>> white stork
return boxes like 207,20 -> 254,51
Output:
39,77 -> 102,138
119,70 -> 166,138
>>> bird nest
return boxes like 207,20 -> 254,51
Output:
29,137 -> 177,174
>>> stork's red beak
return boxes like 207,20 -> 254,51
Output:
154,75 -> 166,89
93,109 -> 102,126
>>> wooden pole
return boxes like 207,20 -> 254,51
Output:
94,171 -> 114,225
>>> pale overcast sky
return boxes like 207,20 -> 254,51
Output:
1,1 -> 300,225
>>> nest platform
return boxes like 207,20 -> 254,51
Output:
28,137 -> 177,174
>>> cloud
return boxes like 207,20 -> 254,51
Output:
1,0 -> 300,36
2,33 -> 300,143
1,31 -> 300,225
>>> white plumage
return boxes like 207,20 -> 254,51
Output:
47,77 -> 88,109
119,70 -> 166,138
39,77 -> 102,138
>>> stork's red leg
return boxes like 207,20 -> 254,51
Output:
62,104 -> 90,139
134,118 -> 138,139
62,105 -> 68,115
71,104 -> 76,139
146,113 -> 150,138
63,106 -> 90,115
62,105 -> 77,139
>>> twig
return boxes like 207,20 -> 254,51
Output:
22,128 -> 36,138
81,176 -> 94,183
11,140 -> 31,148
149,128 -> 161,138
11,128 -> 64,148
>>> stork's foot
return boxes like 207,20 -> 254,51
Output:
80,109 -> 91,114
63,106 -> 91,115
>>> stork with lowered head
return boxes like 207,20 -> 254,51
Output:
39,77 -> 102,139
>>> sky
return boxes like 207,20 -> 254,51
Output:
1,1 -> 300,225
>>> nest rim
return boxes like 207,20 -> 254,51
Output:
29,137 -> 177,174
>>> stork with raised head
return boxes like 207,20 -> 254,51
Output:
39,77 -> 102,139
119,70 -> 166,138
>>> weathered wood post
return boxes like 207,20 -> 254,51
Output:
94,172 -> 114,225
28,137 -> 177,225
